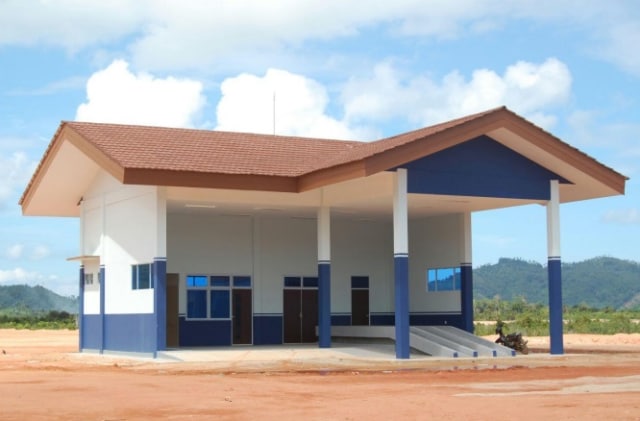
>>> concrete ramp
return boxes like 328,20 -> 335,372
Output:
331,325 -> 515,358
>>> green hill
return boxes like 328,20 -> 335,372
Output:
474,256 -> 640,309
0,284 -> 78,315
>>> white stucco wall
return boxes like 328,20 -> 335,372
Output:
408,214 -> 463,313
81,171 -> 164,315
83,259 -> 100,314
166,212 -> 463,317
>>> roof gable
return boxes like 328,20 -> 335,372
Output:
403,135 -> 569,200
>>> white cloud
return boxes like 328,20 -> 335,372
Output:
601,209 -> 640,225
1,1 -> 637,76
4,244 -> 24,260
0,151 -> 37,210
0,267 -> 55,284
342,58 -> 571,128
0,0 -> 148,50
76,60 -> 206,128
31,245 -> 51,261
216,68 -> 373,140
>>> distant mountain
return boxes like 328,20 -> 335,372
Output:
0,284 -> 78,314
474,256 -> 640,309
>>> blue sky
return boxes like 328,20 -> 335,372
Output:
1,1 -> 638,296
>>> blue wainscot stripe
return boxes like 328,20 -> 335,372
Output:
253,314 -> 283,345
104,313 -> 156,353
410,313 -> 464,329
179,317 -> 232,347
370,312 -> 395,326
81,314 -> 102,350
331,314 -> 351,326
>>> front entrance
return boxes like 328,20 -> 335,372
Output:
232,288 -> 252,345
283,276 -> 318,343
166,273 -> 180,348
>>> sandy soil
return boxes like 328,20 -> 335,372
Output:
2,329 -> 640,420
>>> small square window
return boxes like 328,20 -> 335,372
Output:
233,276 -> 251,288
210,275 -> 230,287
132,263 -> 153,290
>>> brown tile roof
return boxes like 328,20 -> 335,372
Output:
64,122 -> 362,177
20,106 -> 628,208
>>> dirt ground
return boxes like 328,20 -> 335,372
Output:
2,330 -> 640,420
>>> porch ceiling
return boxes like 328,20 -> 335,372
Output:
166,171 -> 543,220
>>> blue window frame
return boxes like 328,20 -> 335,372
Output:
132,263 -> 153,290
186,274 -> 250,319
187,290 -> 207,318
284,276 -> 301,288
233,276 -> 251,288
210,290 -> 230,318
351,276 -> 369,289
427,267 -> 461,292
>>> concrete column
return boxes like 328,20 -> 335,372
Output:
78,265 -> 85,351
460,212 -> 474,333
317,206 -> 331,348
547,179 -> 564,355
393,168 -> 410,359
99,264 -> 105,354
153,257 -> 167,355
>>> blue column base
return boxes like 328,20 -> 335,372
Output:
78,266 -> 85,351
394,254 -> 410,359
548,257 -> 564,355
460,264 -> 473,333
99,265 -> 105,354
318,262 -> 331,348
153,258 -> 167,354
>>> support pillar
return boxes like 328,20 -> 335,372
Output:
547,179 -> 564,355
99,265 -> 105,354
153,257 -> 167,355
317,206 -> 332,348
393,169 -> 410,359
460,212 -> 474,333
78,265 -> 85,351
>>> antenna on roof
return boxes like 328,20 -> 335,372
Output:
272,90 -> 276,135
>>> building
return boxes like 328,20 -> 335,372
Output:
20,107 -> 627,358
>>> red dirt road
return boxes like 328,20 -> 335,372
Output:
2,330 -> 640,420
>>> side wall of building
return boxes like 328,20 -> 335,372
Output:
80,171 -> 164,353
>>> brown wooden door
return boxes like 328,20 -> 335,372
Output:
166,273 -> 179,347
301,289 -> 318,343
283,289 -> 301,343
351,289 -> 369,326
232,289 -> 252,345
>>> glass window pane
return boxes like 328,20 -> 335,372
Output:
351,276 -> 369,289
427,269 -> 437,291
284,276 -> 301,288
131,265 -> 137,289
210,275 -> 230,287
233,276 -> 251,288
210,290 -> 230,318
437,268 -> 454,291
454,268 -> 462,290
187,290 -> 207,318
303,277 -> 318,288
187,275 -> 207,287
138,264 -> 151,289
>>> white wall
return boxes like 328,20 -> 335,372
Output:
81,171 -> 164,315
83,260 -> 100,315
332,219 -> 394,313
408,214 -> 463,313
166,212 -> 463,317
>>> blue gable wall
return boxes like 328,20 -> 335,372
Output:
403,135 -> 567,200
